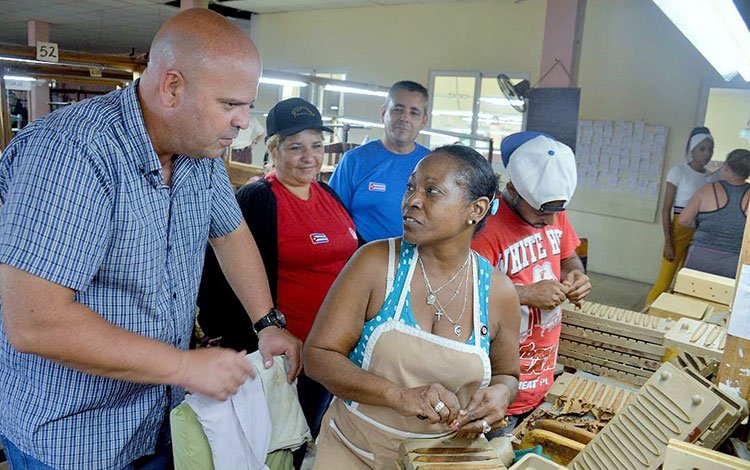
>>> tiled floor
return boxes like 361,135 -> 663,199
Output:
584,271 -> 652,311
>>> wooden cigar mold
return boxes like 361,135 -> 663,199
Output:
568,363 -> 745,470
547,373 -> 634,420
663,318 -> 727,361
668,350 -> 718,378
398,436 -> 513,470
560,301 -> 672,386
680,366 -> 746,449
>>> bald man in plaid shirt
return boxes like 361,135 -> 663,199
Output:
0,9 -> 301,470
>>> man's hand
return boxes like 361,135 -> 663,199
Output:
562,270 -> 591,306
257,326 -> 302,383
175,348 -> 254,401
517,280 -> 569,310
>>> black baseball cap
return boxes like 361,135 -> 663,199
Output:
265,97 -> 333,141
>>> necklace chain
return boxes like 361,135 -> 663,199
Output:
418,254 -> 469,304
419,253 -> 472,336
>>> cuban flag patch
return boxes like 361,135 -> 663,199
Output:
368,182 -> 386,192
310,233 -> 329,244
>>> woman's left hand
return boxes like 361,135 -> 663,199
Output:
451,384 -> 513,433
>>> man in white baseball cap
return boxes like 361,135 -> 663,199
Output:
472,131 -> 590,433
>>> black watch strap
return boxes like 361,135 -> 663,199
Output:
252,307 -> 286,335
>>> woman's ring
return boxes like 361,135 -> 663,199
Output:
480,418 -> 492,434
433,401 -> 445,414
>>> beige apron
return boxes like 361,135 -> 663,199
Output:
314,243 -> 492,469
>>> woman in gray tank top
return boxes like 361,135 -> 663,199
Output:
679,149 -> 750,278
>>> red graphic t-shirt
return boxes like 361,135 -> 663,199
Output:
269,174 -> 359,343
472,198 -> 580,415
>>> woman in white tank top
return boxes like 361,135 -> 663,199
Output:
645,127 -> 716,305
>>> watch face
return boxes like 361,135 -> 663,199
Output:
274,309 -> 287,328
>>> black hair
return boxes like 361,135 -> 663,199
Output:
686,126 -> 712,154
387,80 -> 429,113
432,144 -> 499,234
726,149 -> 750,179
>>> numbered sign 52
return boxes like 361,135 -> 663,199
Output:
36,41 -> 59,63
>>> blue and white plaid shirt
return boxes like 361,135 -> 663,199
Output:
0,81 -> 242,469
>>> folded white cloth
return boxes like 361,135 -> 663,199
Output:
186,368 -> 271,470
246,352 -> 311,452
185,353 -> 311,470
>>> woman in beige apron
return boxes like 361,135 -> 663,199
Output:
304,146 -> 522,469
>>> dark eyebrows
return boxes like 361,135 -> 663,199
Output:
218,98 -> 255,106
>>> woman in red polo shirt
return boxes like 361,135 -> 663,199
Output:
197,98 -> 360,465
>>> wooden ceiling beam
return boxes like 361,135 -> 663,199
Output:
0,44 -> 147,73
3,62 -> 133,81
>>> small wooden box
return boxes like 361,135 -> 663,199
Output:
674,268 -> 734,306
649,292 -> 711,321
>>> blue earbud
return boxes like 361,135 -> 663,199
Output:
490,197 -> 499,216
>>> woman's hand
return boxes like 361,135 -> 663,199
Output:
392,383 -> 461,425
663,240 -> 675,262
452,384 -> 513,433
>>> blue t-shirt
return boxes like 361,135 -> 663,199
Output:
329,140 -> 430,242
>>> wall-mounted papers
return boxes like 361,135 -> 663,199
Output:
569,119 -> 668,222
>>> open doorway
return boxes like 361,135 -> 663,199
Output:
698,79 -> 750,170
704,87 -> 750,164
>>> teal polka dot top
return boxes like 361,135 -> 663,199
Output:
348,240 -> 492,368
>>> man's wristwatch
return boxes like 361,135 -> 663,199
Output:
252,307 -> 286,335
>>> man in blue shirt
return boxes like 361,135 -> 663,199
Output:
329,81 -> 430,242
0,9 -> 301,470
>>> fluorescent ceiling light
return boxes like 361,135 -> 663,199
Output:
324,84 -> 388,98
0,56 -> 47,65
653,0 -> 750,81
432,109 -> 474,117
420,129 -> 456,138
479,96 -> 525,107
3,75 -> 36,82
337,117 -> 384,128
259,77 -> 308,87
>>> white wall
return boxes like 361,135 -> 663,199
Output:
704,88 -> 750,161
569,0 -> 722,281
251,0 -> 729,282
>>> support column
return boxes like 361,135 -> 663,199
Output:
716,212 -> 750,406
0,66 -> 13,150
538,0 -> 586,87
180,0 -> 208,10
27,20 -> 50,122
